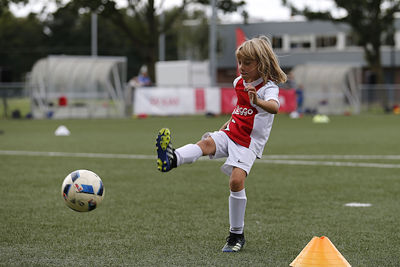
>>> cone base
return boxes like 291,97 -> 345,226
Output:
290,236 -> 351,267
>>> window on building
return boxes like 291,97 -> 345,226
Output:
290,35 -> 312,49
272,36 -> 283,49
316,35 -> 337,48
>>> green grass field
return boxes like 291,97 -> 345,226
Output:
1,114 -> 400,266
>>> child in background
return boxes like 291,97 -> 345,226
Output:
156,36 -> 287,252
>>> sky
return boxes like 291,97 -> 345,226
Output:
9,0 -> 339,22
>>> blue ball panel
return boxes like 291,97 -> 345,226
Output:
71,171 -> 80,182
97,181 -> 104,196
80,184 -> 94,194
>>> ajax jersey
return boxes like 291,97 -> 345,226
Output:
222,76 -> 280,158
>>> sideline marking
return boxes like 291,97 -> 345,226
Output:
0,150 -> 154,159
257,159 -> 400,169
1,150 -> 400,169
262,155 -> 400,160
344,203 -> 372,207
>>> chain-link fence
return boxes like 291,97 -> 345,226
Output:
2,81 -> 400,119
0,82 -> 28,119
360,84 -> 400,112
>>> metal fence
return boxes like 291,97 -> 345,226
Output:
1,82 -> 400,118
0,82 -> 27,118
0,82 -> 26,97
360,84 -> 400,112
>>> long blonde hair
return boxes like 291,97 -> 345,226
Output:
236,36 -> 287,84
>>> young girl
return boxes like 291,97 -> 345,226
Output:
156,36 -> 287,252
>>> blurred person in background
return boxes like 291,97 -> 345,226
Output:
129,65 -> 152,88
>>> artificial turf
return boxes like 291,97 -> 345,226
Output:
0,114 -> 399,266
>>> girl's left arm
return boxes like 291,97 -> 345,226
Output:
253,98 -> 279,114
246,85 -> 279,114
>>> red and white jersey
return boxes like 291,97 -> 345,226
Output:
222,76 -> 280,158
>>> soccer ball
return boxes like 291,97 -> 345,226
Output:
61,170 -> 105,212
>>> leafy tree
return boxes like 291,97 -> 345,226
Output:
65,0 -> 247,81
282,0 -> 400,86
43,4 -> 144,78
0,10 -> 48,81
173,9 -> 210,61
2,0 -> 246,81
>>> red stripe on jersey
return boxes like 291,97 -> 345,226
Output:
222,78 -> 264,147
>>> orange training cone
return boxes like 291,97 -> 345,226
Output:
290,236 -> 351,267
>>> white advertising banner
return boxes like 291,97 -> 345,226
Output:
204,87 -> 220,114
134,87 -> 221,116
134,87 -> 195,115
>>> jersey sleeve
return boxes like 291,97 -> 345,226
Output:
259,81 -> 280,108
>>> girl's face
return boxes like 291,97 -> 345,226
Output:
237,58 -> 259,83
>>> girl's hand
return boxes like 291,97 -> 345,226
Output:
245,84 -> 279,114
245,84 -> 258,105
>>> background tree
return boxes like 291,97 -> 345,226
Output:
0,2 -> 142,81
44,4 -> 144,77
1,0 -> 246,82
67,0 -> 247,81
282,0 -> 400,87
175,9 -> 210,61
0,10 -> 48,81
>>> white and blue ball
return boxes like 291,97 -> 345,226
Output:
61,170 -> 105,212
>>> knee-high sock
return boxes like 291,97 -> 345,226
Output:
175,144 -> 203,166
229,189 -> 247,234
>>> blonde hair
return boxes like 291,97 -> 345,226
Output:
236,36 -> 287,84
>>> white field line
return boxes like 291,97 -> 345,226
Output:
262,155 -> 400,160
0,150 -> 154,159
1,150 -> 400,169
257,159 -> 400,169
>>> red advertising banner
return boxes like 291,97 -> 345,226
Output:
278,89 -> 297,113
195,88 -> 205,112
220,88 -> 237,114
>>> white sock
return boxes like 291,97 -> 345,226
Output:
229,189 -> 247,234
175,144 -> 203,166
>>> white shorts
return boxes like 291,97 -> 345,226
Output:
202,131 -> 257,176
